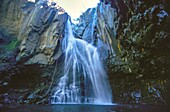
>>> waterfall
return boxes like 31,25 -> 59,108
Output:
51,19 -> 112,104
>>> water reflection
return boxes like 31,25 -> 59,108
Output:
0,104 -> 167,112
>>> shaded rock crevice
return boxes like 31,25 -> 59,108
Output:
73,0 -> 169,104
17,2 -> 68,65
99,0 -> 169,104
0,0 -> 26,37
0,0 -> 68,104
0,0 -> 169,105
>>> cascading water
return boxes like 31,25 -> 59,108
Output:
51,19 -> 112,104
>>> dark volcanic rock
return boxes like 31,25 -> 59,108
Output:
0,0 -> 27,37
0,0 -> 68,104
73,0 -> 169,104
17,1 -> 68,65
99,0 -> 169,104
0,0 -> 169,105
73,2 -> 118,59
73,8 -> 97,43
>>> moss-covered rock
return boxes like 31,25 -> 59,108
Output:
100,0 -> 169,104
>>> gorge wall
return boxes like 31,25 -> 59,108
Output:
0,0 -> 69,104
99,0 -> 169,104
73,0 -> 169,104
0,0 -> 169,104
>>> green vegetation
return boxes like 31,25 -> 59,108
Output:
107,0 -> 169,104
6,38 -> 20,51
109,0 -> 169,79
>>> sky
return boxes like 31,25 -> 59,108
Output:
28,0 -> 99,21
53,0 -> 99,19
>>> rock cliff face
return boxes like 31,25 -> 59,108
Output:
0,0 -> 169,105
74,8 -> 96,43
73,0 -> 169,104
0,0 -> 68,65
98,0 -> 169,104
106,0 -> 169,104
73,2 -> 119,59
0,0 -> 26,37
96,2 -> 119,53
0,0 -> 68,104
17,1 -> 68,65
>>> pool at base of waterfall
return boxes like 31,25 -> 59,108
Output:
0,104 -> 168,112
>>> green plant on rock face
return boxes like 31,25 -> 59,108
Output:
108,0 -> 169,79
6,38 -> 20,51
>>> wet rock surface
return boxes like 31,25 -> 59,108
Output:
0,0 -> 169,105
73,0 -> 169,104
99,0 -> 169,104
17,1 -> 68,65
0,0 -> 26,37
0,0 -> 68,104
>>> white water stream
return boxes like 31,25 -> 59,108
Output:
51,19 -> 112,104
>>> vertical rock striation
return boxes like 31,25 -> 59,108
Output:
17,1 -> 68,65
99,0 -> 169,104
0,0 -> 169,104
0,0 -> 27,37
0,0 -> 69,104
73,0 -> 169,104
